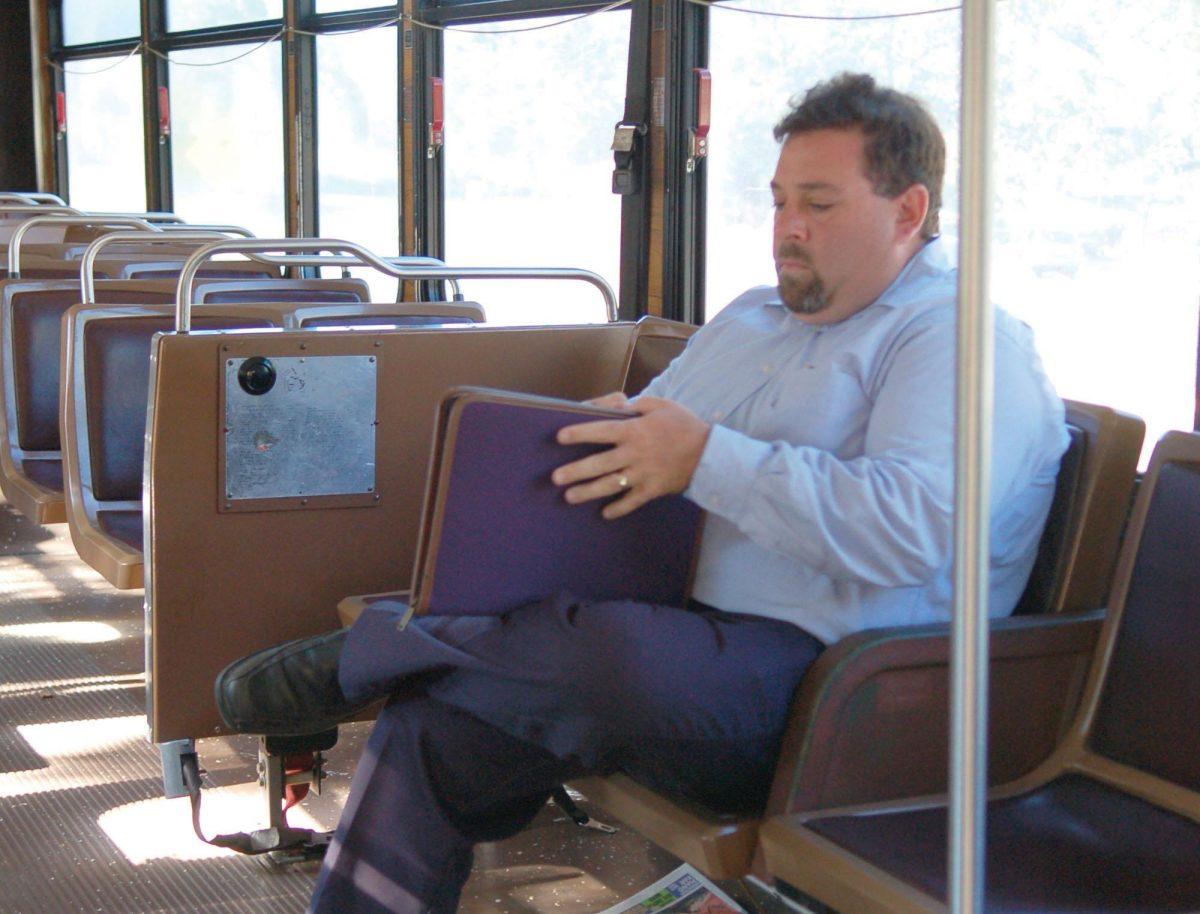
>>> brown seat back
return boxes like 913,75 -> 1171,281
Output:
1015,401 -> 1144,615
293,301 -> 486,328
195,277 -> 370,305
621,315 -> 697,396
145,322 -> 637,741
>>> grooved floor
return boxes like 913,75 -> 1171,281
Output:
0,504 -> 700,914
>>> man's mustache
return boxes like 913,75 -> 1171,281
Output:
775,243 -> 812,264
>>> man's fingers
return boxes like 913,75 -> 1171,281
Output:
562,471 -> 629,506
556,418 -> 630,447
601,487 -> 653,520
585,391 -> 632,410
552,448 -> 626,487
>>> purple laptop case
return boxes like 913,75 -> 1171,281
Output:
424,398 -> 703,615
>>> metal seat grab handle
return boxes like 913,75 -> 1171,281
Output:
8,215 -> 158,280
0,192 -> 69,206
176,239 -> 619,331
79,230 -> 233,304
244,252 -> 461,299
0,204 -> 79,217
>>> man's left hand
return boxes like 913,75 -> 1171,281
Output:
552,396 -> 711,520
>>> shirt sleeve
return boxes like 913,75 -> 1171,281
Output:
686,316 -> 959,588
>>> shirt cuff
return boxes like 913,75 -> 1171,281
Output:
685,423 -> 773,518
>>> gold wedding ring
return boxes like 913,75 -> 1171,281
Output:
617,474 -> 630,489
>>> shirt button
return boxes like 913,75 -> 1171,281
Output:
762,364 -> 772,374
710,410 -> 724,421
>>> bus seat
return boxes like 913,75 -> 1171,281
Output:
60,305 -> 292,588
121,261 -> 279,281
760,430 -> 1200,914
0,280 -> 176,524
571,400 -> 1144,881
620,315 -> 697,396
145,323 -> 637,742
193,277 -> 370,305
292,300 -> 486,328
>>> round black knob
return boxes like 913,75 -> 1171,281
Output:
237,356 -> 276,396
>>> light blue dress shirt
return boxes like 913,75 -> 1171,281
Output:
643,239 -> 1068,644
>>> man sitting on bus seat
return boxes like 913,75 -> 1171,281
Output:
215,73 -> 1067,914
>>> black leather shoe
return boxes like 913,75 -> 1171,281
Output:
214,629 -> 371,736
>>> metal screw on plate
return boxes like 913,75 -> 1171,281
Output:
373,494 -> 381,501
299,342 -> 307,350
227,360 -> 233,366
374,340 -> 382,348
369,356 -> 375,363
301,498 -> 308,506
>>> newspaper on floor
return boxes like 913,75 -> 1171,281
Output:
596,863 -> 747,914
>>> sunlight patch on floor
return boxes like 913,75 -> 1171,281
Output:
1,620 -> 124,643
98,781 -> 329,865
0,671 -> 144,697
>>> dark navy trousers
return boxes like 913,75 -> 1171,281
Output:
309,594 -> 824,914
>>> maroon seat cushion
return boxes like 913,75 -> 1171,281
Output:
84,314 -> 275,502
1089,461 -> 1200,788
96,510 -> 142,551
10,288 -> 173,451
202,289 -> 363,305
21,459 -> 63,494
806,774 -> 1200,913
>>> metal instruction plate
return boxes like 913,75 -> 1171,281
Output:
223,354 -> 377,502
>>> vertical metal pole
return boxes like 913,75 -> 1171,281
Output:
950,0 -> 995,912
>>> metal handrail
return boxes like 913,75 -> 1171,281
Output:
175,239 -> 619,331
89,211 -> 186,224
79,230 -> 234,304
23,192 -> 68,206
159,223 -> 254,237
8,215 -> 160,278
0,193 -> 36,205
0,204 -> 81,218
243,252 -> 461,298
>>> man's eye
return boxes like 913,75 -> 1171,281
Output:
809,203 -> 833,213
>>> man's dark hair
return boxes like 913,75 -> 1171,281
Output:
774,73 -> 945,239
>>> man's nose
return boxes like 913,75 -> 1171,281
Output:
777,205 -> 810,241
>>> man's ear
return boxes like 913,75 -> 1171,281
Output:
894,183 -> 930,243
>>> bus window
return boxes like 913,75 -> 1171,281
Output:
704,0 -> 1197,467
442,10 -> 629,325
168,44 -> 286,237
63,55 -> 147,212
991,0 -> 1199,467
166,1 -> 282,33
315,0 -> 382,11
60,0 -> 139,46
317,25 -> 400,302
704,0 -> 961,322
